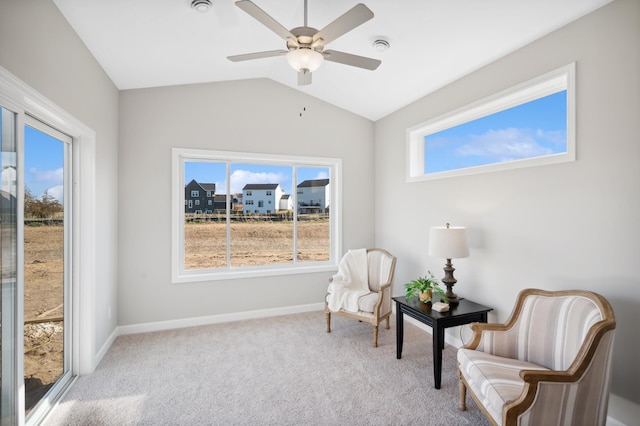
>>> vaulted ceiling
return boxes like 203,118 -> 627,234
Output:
52,0 -> 612,120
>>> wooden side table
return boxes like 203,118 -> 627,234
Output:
393,296 -> 493,389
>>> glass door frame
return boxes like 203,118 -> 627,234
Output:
22,116 -> 74,425
1,99 -> 22,426
0,65 -> 98,426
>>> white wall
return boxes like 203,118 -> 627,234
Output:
118,79 -> 374,326
0,0 -> 119,366
374,0 -> 639,421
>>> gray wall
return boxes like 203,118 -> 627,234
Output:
3,0 -> 637,421
118,80 -> 375,326
374,0 -> 639,411
0,0 -> 119,361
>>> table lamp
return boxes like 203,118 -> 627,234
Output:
428,223 -> 469,305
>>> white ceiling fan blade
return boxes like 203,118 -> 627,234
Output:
298,69 -> 312,86
227,50 -> 288,62
312,3 -> 374,45
235,0 -> 298,46
322,50 -> 381,70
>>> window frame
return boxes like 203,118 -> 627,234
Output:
172,148 -> 342,283
406,63 -> 576,182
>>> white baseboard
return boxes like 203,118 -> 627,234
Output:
117,302 -> 325,336
607,393 -> 639,426
94,327 -> 119,371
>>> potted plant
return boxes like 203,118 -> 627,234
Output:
404,271 -> 449,305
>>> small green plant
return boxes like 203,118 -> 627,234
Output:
404,271 -> 449,304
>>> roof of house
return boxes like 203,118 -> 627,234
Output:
298,179 -> 330,188
185,179 -> 215,193
243,183 -> 279,190
281,194 -> 290,199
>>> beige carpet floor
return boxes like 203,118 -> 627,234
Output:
44,310 -> 490,425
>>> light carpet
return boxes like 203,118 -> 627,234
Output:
44,310 -> 490,425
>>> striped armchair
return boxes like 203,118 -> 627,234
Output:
325,248 -> 397,347
457,288 -> 616,426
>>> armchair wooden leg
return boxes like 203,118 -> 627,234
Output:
459,379 -> 467,411
373,325 -> 379,347
385,317 -> 390,330
326,312 -> 331,333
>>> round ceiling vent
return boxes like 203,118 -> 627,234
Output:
191,0 -> 212,13
373,39 -> 390,52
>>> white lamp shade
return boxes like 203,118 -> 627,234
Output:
286,48 -> 324,72
428,226 -> 469,259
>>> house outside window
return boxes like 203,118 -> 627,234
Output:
191,190 -> 199,197
297,179 -> 330,213
173,149 -> 340,282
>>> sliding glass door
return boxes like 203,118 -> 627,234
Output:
0,106 -> 73,425
1,105 -> 18,425
23,117 -> 72,423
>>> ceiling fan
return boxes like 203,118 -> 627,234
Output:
227,0 -> 381,86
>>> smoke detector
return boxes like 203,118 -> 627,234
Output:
373,39 -> 390,52
191,0 -> 212,13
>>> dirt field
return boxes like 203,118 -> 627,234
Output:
22,220 -> 329,409
24,224 -> 64,411
184,220 -> 330,269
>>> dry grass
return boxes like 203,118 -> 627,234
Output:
184,220 -> 330,269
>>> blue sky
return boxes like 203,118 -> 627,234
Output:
22,120 -> 329,202
24,125 -> 65,202
185,162 -> 329,194
425,91 -> 567,173
21,91 -> 563,201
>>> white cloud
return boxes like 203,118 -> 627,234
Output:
45,185 -> 64,203
314,171 -> 329,179
28,167 -> 64,184
536,128 -> 566,146
456,128 -> 554,161
25,167 -> 65,201
228,169 -> 289,194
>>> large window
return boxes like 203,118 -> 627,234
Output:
407,63 -> 575,181
172,149 -> 341,282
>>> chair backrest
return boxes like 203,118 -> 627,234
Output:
366,248 -> 396,292
479,289 -> 615,370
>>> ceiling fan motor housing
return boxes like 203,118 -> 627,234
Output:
287,27 -> 323,52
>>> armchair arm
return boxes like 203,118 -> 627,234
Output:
462,321 -> 516,353
373,282 -> 392,316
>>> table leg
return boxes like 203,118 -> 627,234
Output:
432,322 -> 445,389
396,307 -> 403,359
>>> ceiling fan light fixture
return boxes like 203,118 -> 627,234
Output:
191,0 -> 212,13
286,48 -> 324,72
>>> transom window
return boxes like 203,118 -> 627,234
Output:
172,149 -> 341,282
407,63 -> 575,181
